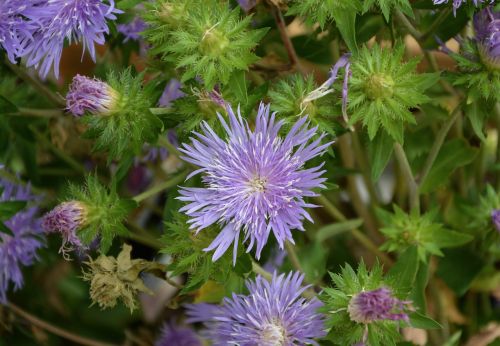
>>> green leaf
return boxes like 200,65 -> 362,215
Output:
117,0 -> 142,10
369,130 -> 394,181
410,260 -> 430,312
465,102 -> 486,141
431,229 -> 473,248
0,200 -> 27,220
419,139 -> 478,193
409,312 -> 442,329
228,70 -> 248,106
443,332 -> 462,346
387,245 -> 419,292
331,7 -> 358,55
315,219 -> 364,242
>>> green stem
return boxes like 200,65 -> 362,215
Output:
133,170 -> 188,203
394,10 -> 422,40
8,108 -> 63,118
351,131 -> 380,208
125,232 -> 162,251
421,7 -> 452,41
285,240 -> 303,272
7,303 -> 116,346
394,143 -> 419,213
417,106 -> 461,187
158,134 -> 182,158
5,59 -> 65,107
315,195 -> 393,266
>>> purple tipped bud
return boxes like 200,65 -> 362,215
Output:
348,287 -> 412,324
66,75 -> 118,117
42,201 -> 88,256
158,79 -> 185,108
492,209 -> 500,233
474,6 -> 500,69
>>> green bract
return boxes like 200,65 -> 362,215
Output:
363,0 -> 413,21
149,0 -> 267,89
378,206 -> 473,261
322,262 -> 406,346
161,213 -> 251,293
287,0 -> 361,29
82,69 -> 162,162
67,175 -> 135,253
468,185 -> 500,234
348,43 -> 438,143
268,74 -> 339,136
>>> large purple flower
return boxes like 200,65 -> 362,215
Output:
186,272 -> 326,345
0,176 -> 44,303
155,322 -> 202,346
178,103 -> 331,263
22,0 -> 122,79
0,0 -> 38,63
474,6 -> 500,67
433,0 -> 493,15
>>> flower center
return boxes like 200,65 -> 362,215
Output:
365,73 -> 395,100
261,320 -> 286,346
199,26 -> 229,57
248,176 -> 268,193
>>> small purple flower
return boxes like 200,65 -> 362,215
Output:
0,0 -> 38,63
348,287 -> 412,324
66,75 -> 118,117
42,201 -> 88,258
155,322 -> 202,346
474,6 -> 500,68
118,17 -> 147,43
0,176 -> 44,303
22,0 -> 122,79
186,272 -> 326,345
158,79 -> 185,108
237,0 -> 257,12
433,0 -> 493,15
178,103 -> 331,263
491,209 -> 500,232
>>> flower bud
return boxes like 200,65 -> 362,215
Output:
66,75 -> 120,117
474,6 -> 500,70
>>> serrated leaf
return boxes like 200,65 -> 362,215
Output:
409,312 -> 442,330
420,139 -> 478,193
331,7 -> 358,55
228,70 -> 248,106
466,102 -> 486,141
387,245 -> 419,292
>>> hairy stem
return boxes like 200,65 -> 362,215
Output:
7,303 -> 117,346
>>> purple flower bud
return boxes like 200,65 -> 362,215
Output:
348,287 -> 412,324
42,201 -> 88,257
491,209 -> 500,232
155,322 -> 202,346
474,6 -> 500,69
118,17 -> 147,43
66,75 -> 118,117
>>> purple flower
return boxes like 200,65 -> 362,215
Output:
178,103 -> 331,263
474,6 -> 500,68
22,0 -> 122,79
42,201 -> 88,258
0,176 -> 44,303
491,209 -> 500,232
118,17 -> 147,42
433,0 -> 493,15
237,0 -> 257,12
348,287 -> 412,324
0,0 -> 38,63
155,322 -> 202,346
158,79 -> 185,108
186,272 -> 326,345
66,75 -> 118,117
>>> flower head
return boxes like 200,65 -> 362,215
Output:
155,322 -> 202,346
0,177 -> 43,303
433,0 -> 493,15
66,75 -> 119,117
474,6 -> 500,69
22,0 -> 122,79
348,287 -> 412,324
186,272 -> 326,345
178,103 -> 331,263
491,209 -> 500,232
42,201 -> 88,257
0,0 -> 38,63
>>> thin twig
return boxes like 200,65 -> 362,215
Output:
285,241 -> 303,272
393,143 -> 419,213
7,303 -> 117,346
394,10 -> 422,40
133,170 -> 188,203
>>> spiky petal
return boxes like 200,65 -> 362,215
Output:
158,79 -> 185,108
348,287 -> 412,324
186,272 -> 326,345
66,75 -> 118,117
155,323 -> 202,346
178,103 -> 331,263
474,6 -> 500,69
42,201 -> 87,256
0,176 -> 43,303
22,0 -> 122,79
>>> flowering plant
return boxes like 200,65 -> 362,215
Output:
0,0 -> 499,345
